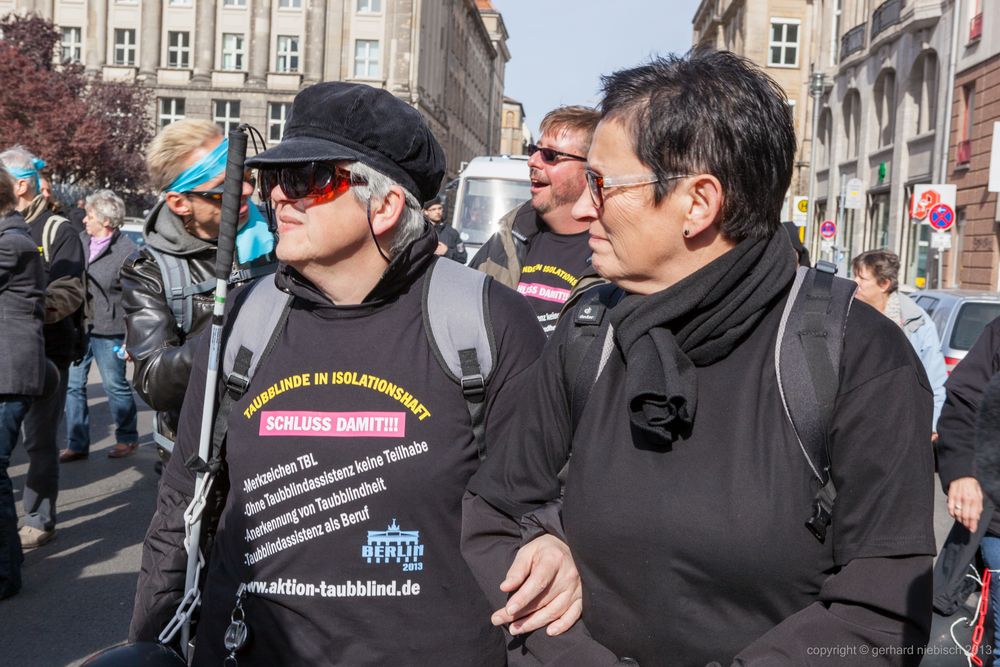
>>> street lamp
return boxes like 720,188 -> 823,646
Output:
805,70 -> 826,252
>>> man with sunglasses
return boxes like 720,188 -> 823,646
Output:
129,82 -> 582,666
120,119 -> 272,461
470,106 -> 600,336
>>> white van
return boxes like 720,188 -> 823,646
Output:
442,155 -> 531,261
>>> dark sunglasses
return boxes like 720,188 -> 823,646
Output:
258,163 -> 365,202
183,170 -> 255,202
527,143 -> 587,164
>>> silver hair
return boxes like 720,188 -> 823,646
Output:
85,189 -> 126,229
348,162 -> 426,256
0,145 -> 40,196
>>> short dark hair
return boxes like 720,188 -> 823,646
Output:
599,49 -> 795,242
852,249 -> 900,294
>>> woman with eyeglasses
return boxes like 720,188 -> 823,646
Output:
462,51 -> 935,666
120,120 -> 274,472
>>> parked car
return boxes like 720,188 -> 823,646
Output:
121,217 -> 145,248
911,289 -> 1000,373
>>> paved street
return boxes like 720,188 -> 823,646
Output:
4,365 -> 160,667
0,364 -> 987,665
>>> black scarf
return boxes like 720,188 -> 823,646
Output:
608,228 -> 796,448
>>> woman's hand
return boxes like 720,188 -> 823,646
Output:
491,534 -> 583,636
948,476 -> 984,533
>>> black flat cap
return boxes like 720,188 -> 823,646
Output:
247,82 -> 445,203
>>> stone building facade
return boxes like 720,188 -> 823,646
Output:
692,0 -> 820,221
499,96 -> 530,156
811,0 -> 957,287
693,1 -> 965,288
946,0 -> 1000,289
0,0 -> 509,178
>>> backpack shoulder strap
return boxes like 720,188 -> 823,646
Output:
775,260 -> 856,543
145,247 -> 214,334
186,275 -> 293,475
42,214 -> 67,264
564,283 -> 625,430
422,258 -> 496,460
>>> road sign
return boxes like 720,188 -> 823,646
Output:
793,197 -> 808,225
844,178 -> 864,209
911,184 -> 956,220
820,220 -> 836,239
930,232 -> 953,250
929,203 -> 955,232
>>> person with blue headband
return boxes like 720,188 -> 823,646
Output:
120,119 -> 275,464
0,144 -> 87,551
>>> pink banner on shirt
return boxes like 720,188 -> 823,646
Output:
516,282 -> 571,304
259,411 -> 405,438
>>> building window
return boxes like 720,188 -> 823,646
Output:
275,35 -> 300,73
159,97 -> 185,128
167,31 -> 191,68
818,108 -> 832,167
278,0 -> 302,7
214,100 -> 241,135
268,102 -> 291,142
354,40 -> 380,78
223,0 -> 247,6
61,27 -> 82,63
909,51 -> 938,134
958,84 -> 975,166
221,33 -> 245,70
874,69 -> 895,147
113,28 -> 136,66
357,0 -> 382,12
168,0 -> 192,5
842,90 -> 861,159
969,0 -> 983,42
768,19 -> 799,67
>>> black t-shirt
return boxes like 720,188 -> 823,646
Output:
165,258 -> 545,666
469,291 -> 937,665
516,230 -> 591,335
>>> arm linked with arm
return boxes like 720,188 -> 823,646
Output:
464,299 -> 623,665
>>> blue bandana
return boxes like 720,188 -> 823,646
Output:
165,138 -> 275,264
165,139 -> 229,194
5,157 -> 46,192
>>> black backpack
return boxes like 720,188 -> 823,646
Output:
561,261 -> 856,543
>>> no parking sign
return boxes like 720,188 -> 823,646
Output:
820,220 -> 836,239
928,204 -> 955,232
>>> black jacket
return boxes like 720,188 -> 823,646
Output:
0,213 -> 46,396
22,198 -> 86,366
431,221 -> 467,263
82,229 -> 137,337
934,317 -> 1000,613
120,201 -> 220,442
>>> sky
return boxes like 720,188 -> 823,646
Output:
494,0 -> 704,137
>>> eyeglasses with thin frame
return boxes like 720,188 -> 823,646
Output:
527,143 -> 587,164
585,169 -> 692,208
258,162 -> 365,204
182,170 -> 255,203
